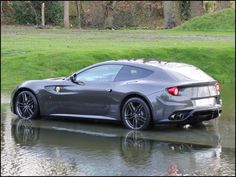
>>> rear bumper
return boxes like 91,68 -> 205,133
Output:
147,91 -> 222,124
154,105 -> 222,124
164,106 -> 221,124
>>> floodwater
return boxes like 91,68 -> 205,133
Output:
1,84 -> 235,176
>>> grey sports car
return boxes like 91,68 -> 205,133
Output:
11,60 -> 222,130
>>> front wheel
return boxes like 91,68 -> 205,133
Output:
121,97 -> 151,130
15,91 -> 39,119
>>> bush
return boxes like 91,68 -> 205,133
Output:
8,1 -> 37,25
176,8 -> 235,31
5,1 -> 63,25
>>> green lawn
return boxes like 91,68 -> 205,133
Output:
1,25 -> 235,93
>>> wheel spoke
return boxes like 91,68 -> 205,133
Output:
24,94 -> 28,102
138,115 -> 146,121
24,109 -> 29,117
137,117 -> 145,123
128,102 -> 136,113
17,102 -> 24,107
22,93 -> 27,103
135,104 -> 142,113
125,115 -> 134,120
135,119 -> 138,128
28,107 -> 34,115
132,118 -> 136,128
125,112 -> 133,117
27,100 -> 34,106
22,107 -> 27,115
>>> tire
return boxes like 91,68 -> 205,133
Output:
121,97 -> 151,130
15,90 -> 39,119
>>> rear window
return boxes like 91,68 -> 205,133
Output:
115,65 -> 153,82
166,66 -> 213,81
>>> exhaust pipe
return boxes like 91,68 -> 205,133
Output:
169,112 -> 187,120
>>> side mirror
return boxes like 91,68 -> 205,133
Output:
70,74 -> 85,85
70,73 -> 77,82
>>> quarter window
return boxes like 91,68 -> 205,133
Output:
115,65 -> 153,82
76,65 -> 122,82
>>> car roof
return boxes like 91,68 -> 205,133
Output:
97,59 -> 196,72
96,59 -> 213,81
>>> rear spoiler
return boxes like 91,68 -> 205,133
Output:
176,81 -> 217,88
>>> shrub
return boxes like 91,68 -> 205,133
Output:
5,1 -> 63,25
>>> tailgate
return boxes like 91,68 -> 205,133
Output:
178,82 -> 218,99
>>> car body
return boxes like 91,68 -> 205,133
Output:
11,60 -> 222,130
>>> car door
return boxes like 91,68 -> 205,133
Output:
56,64 -> 123,116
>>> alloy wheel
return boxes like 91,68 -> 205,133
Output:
16,91 -> 37,119
123,99 -> 150,130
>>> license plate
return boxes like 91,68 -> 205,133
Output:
195,98 -> 215,107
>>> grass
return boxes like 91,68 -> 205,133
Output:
1,24 -> 235,93
176,8 -> 235,32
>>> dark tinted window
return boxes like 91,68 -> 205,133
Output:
115,65 -> 153,82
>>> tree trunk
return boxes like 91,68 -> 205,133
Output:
103,1 -> 116,29
190,1 -> 203,18
215,1 -> 231,11
163,1 -> 181,29
64,1 -> 70,28
76,1 -> 81,29
41,3 -> 45,27
1,1 -> 3,16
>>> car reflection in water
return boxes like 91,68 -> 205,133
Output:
11,118 -> 222,175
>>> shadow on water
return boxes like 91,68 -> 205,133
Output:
11,117 -> 221,149
9,117 -> 225,175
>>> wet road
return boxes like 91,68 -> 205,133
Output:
1,84 -> 235,176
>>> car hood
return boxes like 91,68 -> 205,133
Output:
44,77 -> 66,81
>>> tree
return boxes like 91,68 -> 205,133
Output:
215,1 -> 231,11
76,1 -> 81,29
103,1 -> 116,29
28,1 -> 39,25
64,1 -> 69,28
163,1 -> 181,29
190,1 -> 203,18
1,1 -> 3,15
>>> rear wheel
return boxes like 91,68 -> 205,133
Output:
15,91 -> 39,119
121,97 -> 151,130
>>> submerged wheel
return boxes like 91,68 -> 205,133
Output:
122,97 -> 151,130
15,91 -> 39,119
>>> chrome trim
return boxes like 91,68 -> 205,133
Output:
50,113 -> 116,120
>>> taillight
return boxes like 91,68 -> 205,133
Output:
167,86 -> 179,96
216,82 -> 220,92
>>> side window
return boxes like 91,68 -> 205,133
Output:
76,65 -> 122,82
115,65 -> 153,82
